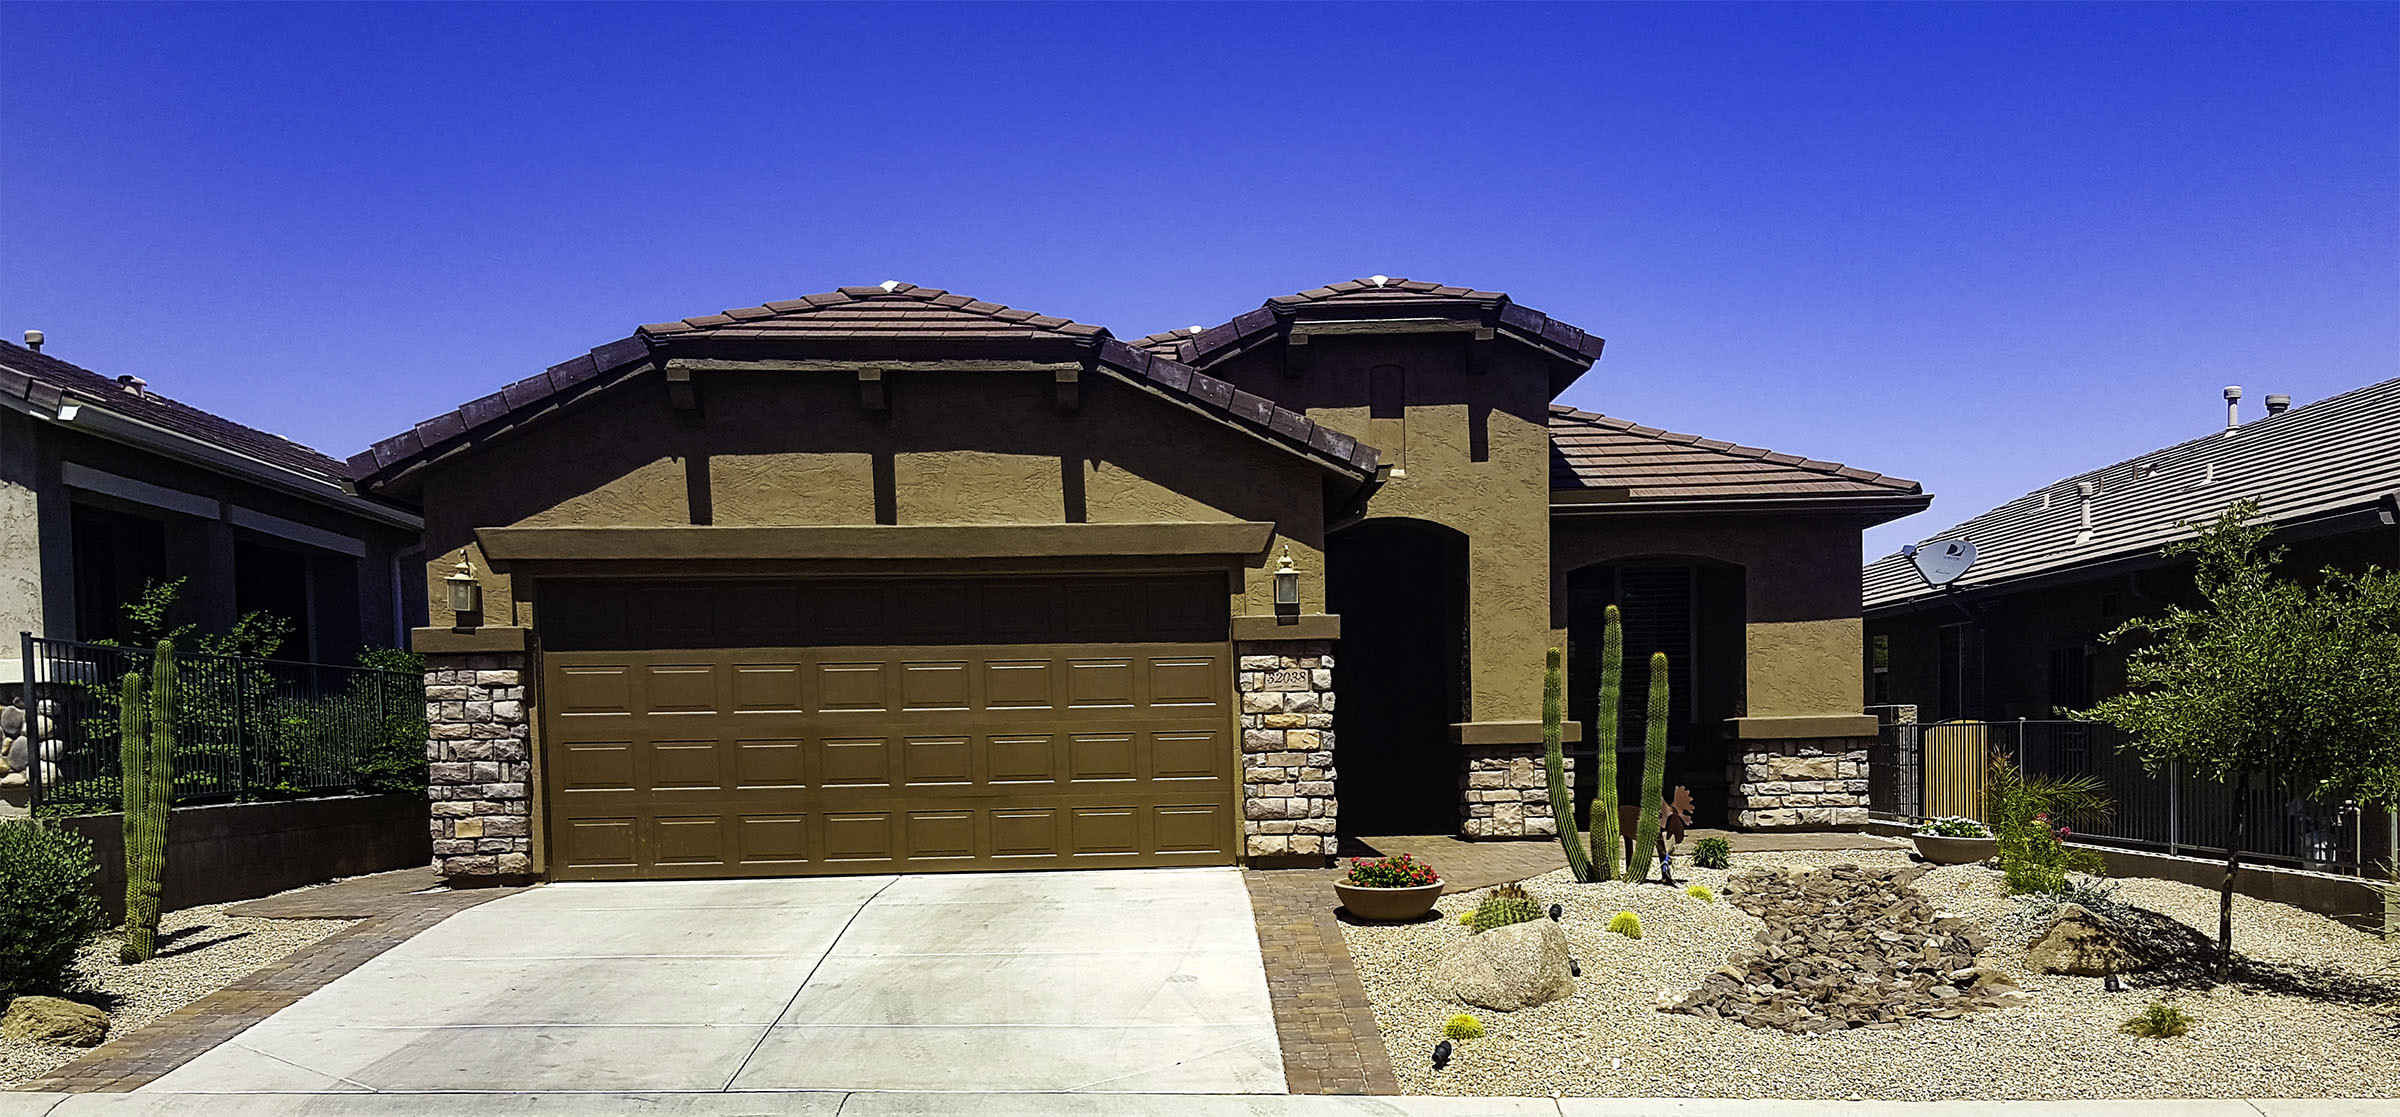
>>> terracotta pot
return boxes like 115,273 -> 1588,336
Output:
1334,879 -> 1445,921
1913,833 -> 1998,865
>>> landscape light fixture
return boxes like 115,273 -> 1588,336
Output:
447,550 -> 482,616
1273,545 -> 1300,608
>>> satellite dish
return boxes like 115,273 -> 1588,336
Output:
1904,539 -> 1978,588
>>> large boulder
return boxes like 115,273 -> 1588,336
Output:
1431,918 -> 1575,1011
2026,903 -> 2144,976
2,996 -> 110,1047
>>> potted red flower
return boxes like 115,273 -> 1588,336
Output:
1334,853 -> 1444,921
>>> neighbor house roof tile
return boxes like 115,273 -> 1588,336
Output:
1549,404 -> 1923,508
0,340 -> 348,483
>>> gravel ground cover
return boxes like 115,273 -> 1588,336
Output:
1342,848 -> 2400,1100
0,903 -> 354,1087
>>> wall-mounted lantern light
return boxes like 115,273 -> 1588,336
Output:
446,550 -> 482,616
1273,545 -> 1300,609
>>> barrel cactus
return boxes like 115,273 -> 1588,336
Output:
118,640 -> 176,964
1468,883 -> 1543,933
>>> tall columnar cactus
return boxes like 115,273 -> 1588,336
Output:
1589,606 -> 1626,881
1627,651 -> 1671,883
1541,647 -> 1594,882
118,639 -> 176,964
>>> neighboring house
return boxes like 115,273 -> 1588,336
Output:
1865,378 -> 2400,722
346,278 -> 1925,884
0,336 -> 424,678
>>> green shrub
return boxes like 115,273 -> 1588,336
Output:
0,820 -> 105,997
1442,1013 -> 1485,1039
1690,837 -> 1731,870
2121,1001 -> 2193,1038
354,647 -> 429,795
1469,884 -> 1542,933
1345,853 -> 1439,889
1684,884 -> 1715,903
1986,759 -> 2111,895
1607,910 -> 1643,938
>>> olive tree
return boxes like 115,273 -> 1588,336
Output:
2079,500 -> 2400,979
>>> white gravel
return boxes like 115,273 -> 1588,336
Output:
0,903 -> 355,1087
1343,848 -> 2400,1099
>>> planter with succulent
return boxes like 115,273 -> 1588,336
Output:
1912,815 -> 1998,864
1334,853 -> 1444,921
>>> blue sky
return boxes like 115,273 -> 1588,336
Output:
3,2 -> 2394,560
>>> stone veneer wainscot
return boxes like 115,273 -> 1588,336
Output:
1236,639 -> 1337,866
425,653 -> 533,880
1727,737 -> 1871,829
1460,745 -> 1566,839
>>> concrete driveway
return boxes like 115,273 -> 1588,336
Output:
143,868 -> 1284,1095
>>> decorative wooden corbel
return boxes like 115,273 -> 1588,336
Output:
858,368 -> 888,414
665,366 -> 701,413
1468,328 -> 1495,375
1054,368 -> 1081,414
1281,331 -> 1311,377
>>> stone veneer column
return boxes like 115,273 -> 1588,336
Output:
1728,737 -> 1871,829
1235,640 -> 1337,867
1460,745 -> 1566,838
424,652 -> 534,881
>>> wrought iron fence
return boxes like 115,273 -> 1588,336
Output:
1876,718 -> 2394,876
16,635 -> 421,816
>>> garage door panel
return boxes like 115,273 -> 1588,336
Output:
821,738 -> 894,786
541,575 -> 1236,880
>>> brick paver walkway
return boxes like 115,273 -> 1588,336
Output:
1241,867 -> 1399,1096
15,880 -> 523,1094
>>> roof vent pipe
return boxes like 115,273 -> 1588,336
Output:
2076,479 -> 2097,544
2224,385 -> 2243,433
117,375 -> 145,398
22,329 -> 42,352
2265,393 -> 2291,416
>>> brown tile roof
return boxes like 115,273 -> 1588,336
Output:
1549,404 -> 1925,508
349,285 -> 1378,487
639,283 -> 1110,344
0,340 -> 348,484
1135,277 -> 1608,369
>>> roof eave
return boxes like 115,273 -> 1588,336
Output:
1553,491 -> 1931,524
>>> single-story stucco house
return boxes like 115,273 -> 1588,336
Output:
345,278 -> 1929,883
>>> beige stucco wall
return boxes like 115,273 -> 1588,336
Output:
1746,617 -> 1865,718
415,368 -> 1337,629
0,411 -> 43,678
1206,339 -> 1558,730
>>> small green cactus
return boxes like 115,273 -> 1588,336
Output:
1469,883 -> 1543,933
1458,911 -> 1475,926
1685,884 -> 1715,903
119,639 -> 177,964
1690,836 -> 1732,870
1607,910 -> 1643,938
1590,606 -> 1625,881
1442,1013 -> 1485,1039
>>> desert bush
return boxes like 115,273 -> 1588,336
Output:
2001,876 -> 2131,937
1442,1013 -> 1485,1039
1986,758 -> 2111,895
0,820 -> 105,997
1690,837 -> 1731,870
2121,1001 -> 2194,1038
1470,884 -> 1542,933
1607,910 -> 1643,938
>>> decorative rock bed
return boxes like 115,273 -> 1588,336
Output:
1340,848 -> 2400,1099
1666,863 -> 2027,1031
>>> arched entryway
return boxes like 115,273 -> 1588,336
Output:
1566,560 -> 1746,829
1329,519 -> 1468,838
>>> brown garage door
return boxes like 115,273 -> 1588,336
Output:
536,575 -> 1236,880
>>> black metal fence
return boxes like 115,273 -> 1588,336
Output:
1875,718 -> 2395,876
16,635 -> 420,816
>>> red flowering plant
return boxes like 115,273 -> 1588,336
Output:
1344,853 -> 1440,888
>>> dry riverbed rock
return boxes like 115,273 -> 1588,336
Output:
1,997 -> 108,1047
1665,862 -> 2028,1032
1432,917 -> 1575,1011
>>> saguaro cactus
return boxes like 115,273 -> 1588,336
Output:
1590,606 -> 1626,882
119,639 -> 176,964
1627,651 -> 1671,883
1541,647 -> 1593,882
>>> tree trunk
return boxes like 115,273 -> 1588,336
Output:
2216,767 -> 2251,982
